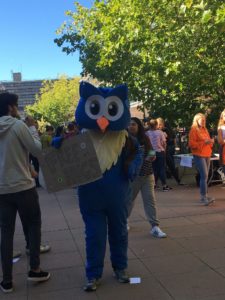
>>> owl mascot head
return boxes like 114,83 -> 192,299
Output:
75,81 -> 130,133
75,82 -> 132,174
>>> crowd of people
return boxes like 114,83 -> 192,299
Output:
0,90 -> 225,293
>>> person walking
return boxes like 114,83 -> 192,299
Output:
157,118 -> 183,185
127,117 -> 167,238
146,119 -> 171,191
188,113 -> 215,205
0,92 -> 50,293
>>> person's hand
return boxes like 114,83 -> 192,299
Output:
51,137 -> 64,149
30,165 -> 38,178
145,155 -> 156,162
205,138 -> 214,145
150,155 -> 156,162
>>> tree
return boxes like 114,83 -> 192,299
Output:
25,76 -> 80,127
55,0 -> 225,127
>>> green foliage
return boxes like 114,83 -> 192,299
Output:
55,0 -> 225,128
25,76 -> 80,127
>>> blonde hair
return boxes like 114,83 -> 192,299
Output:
192,113 -> 206,128
156,117 -> 164,127
218,109 -> 225,128
148,119 -> 158,130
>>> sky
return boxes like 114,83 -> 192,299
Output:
0,0 -> 93,81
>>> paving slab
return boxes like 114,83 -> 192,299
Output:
0,173 -> 225,299
157,268 -> 225,300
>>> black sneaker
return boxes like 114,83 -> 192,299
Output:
83,278 -> 101,292
154,185 -> 160,190
162,185 -> 172,192
27,270 -> 50,282
114,269 -> 130,283
0,281 -> 13,293
162,186 -> 169,192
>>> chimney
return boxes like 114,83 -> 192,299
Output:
13,72 -> 22,82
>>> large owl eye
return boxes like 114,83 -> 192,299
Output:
90,101 -> 100,115
108,102 -> 118,116
104,96 -> 124,121
85,95 -> 104,119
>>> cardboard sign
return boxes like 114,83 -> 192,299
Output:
38,133 -> 102,193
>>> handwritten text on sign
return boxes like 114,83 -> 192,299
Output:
38,133 -> 102,192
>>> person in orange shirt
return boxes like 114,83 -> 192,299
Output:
188,113 -> 215,205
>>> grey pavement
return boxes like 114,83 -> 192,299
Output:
1,169 -> 225,300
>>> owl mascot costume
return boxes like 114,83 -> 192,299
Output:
75,81 -> 142,291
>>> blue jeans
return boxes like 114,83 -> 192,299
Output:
193,156 -> 210,198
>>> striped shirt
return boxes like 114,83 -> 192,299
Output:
139,145 -> 153,176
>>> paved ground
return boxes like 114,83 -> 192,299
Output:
1,169 -> 225,300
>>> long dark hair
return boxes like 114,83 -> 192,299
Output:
130,117 -> 151,152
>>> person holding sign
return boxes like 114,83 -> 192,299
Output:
188,113 -> 215,206
75,82 -> 142,292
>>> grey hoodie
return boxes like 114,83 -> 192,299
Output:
0,116 -> 41,194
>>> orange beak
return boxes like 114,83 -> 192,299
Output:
97,116 -> 109,132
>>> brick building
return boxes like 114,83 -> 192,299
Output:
130,101 -> 148,120
0,73 -> 43,112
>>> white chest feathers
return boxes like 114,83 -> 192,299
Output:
87,129 -> 128,173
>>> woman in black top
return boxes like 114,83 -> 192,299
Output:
157,118 -> 183,185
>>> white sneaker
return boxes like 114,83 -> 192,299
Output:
127,220 -> 130,231
201,196 -> 215,206
151,226 -> 167,238
26,244 -> 51,255
217,167 -> 225,183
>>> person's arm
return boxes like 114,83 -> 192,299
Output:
128,140 -> 143,181
188,128 -> 202,150
28,125 -> 40,141
29,164 -> 38,178
14,121 -> 42,157
218,128 -> 225,145
205,129 -> 214,147
160,131 -> 167,149
124,136 -> 143,181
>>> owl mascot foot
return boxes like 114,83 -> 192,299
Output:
75,82 -> 142,290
